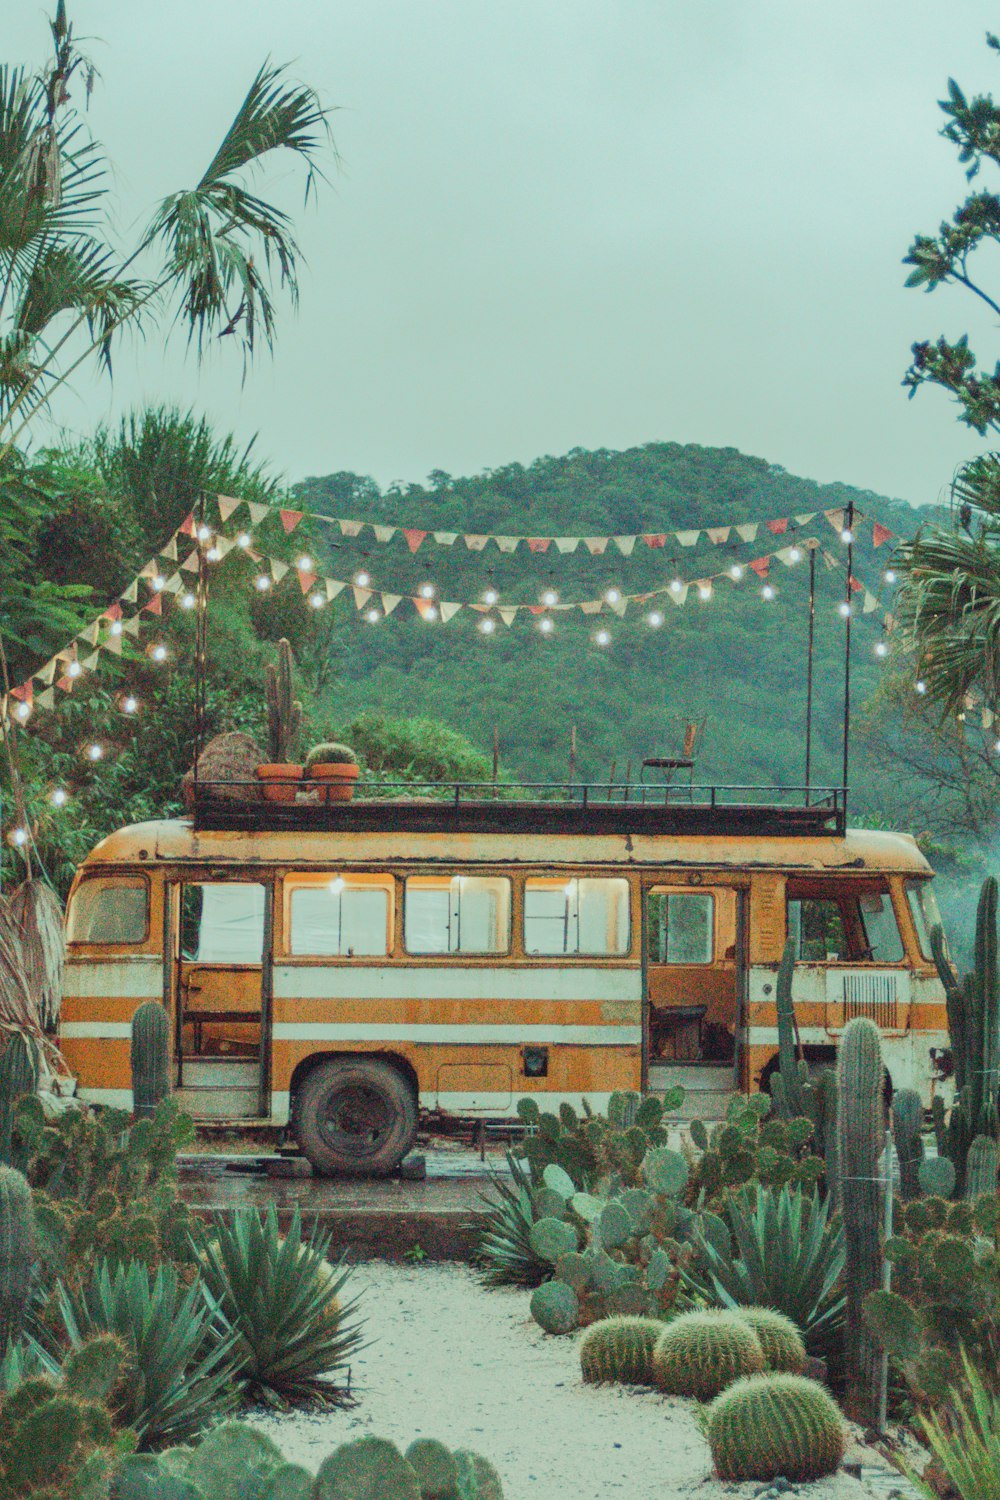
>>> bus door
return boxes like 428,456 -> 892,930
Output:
644,883 -> 745,1084
169,880 -> 272,1119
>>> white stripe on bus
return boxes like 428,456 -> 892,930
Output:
272,1022 -> 640,1045
62,1022 -> 133,1038
273,967 -> 642,1002
63,962 -> 161,999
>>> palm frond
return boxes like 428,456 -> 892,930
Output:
896,526 -> 1000,712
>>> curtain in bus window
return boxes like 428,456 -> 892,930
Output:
289,886 -> 388,956
525,878 -> 630,955
404,877 -> 510,954
189,884 -> 265,963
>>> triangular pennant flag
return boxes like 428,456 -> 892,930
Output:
142,594 -> 163,615
580,599 -> 603,615
821,549 -> 839,570
104,601 -> 123,621
794,512 -> 816,526
180,549 -> 200,572
775,548 -> 797,566
433,532 -> 458,546
104,633 -> 123,656
498,607 -> 517,627
178,513 -> 195,537
56,675 -> 74,693
403,529 -> 427,553
10,681 -> 31,703
36,687 -> 55,710
495,535 -> 519,553
528,605 -> 545,616
824,508 -> 846,532
464,534 -> 488,551
270,559 -> 289,582
736,524 -> 759,542
555,537 -> 580,554
325,579 -> 346,600
280,508 -> 303,533
372,524 -> 395,543
863,589 -> 879,614
339,518 -> 364,537
527,537 -> 551,553
985,707 -> 996,730
298,570 -> 318,595
584,537 -> 608,555
123,616 -> 142,637
160,536 -> 179,561
138,561 -> 158,580
873,521 -> 894,547
83,621 -> 101,646
414,597 -> 437,620
353,587 -> 372,609
749,557 -> 770,579
440,602 -> 462,622
122,579 -> 139,602
217,493 -> 242,522
676,530 -> 700,547
766,518 -> 789,534
608,597 -> 628,617
381,593 -> 402,616
706,528 -> 730,545
642,534 -> 666,549
614,536 -> 637,556
35,659 -> 57,686
82,651 -> 100,670
214,536 -> 234,557
669,584 -> 689,606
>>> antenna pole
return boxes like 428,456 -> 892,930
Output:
841,500 -> 854,816
805,546 -> 816,799
193,494 -> 208,798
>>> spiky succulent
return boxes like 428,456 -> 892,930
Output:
706,1373 -> 846,1482
652,1310 -> 764,1400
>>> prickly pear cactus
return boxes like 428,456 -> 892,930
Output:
706,1373 -> 846,1482
529,1279 -> 580,1335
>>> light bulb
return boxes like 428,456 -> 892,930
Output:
479,618 -> 496,635
206,545 -> 221,562
698,584 -> 712,601
152,574 -> 166,591
151,644 -> 167,662
354,570 -> 371,588
884,569 -> 897,584
994,739 -> 1000,754
762,584 -> 776,601
365,608 -> 381,623
730,564 -> 744,581
595,629 -> 611,647
539,617 -> 554,635
329,877 -> 345,894
237,532 -> 252,549
669,578 -> 683,594
181,592 -> 196,609
841,528 -> 853,545
297,555 -> 313,572
67,660 -> 82,679
14,701 -> 30,721
122,696 -> 138,715
789,546 -> 803,562
196,524 -> 211,542
605,588 -> 621,605
542,589 -> 559,607
11,828 -> 27,847
51,788 -> 67,808
482,588 -> 499,606
647,611 -> 663,628
915,680 -> 927,695
419,583 -> 436,600
838,601 -> 851,618
87,743 -> 103,761
424,605 -> 438,621
874,641 -> 888,658
309,592 -> 325,609
110,620 -> 123,636
255,575 -> 271,591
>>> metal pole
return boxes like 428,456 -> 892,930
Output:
805,547 -> 816,799
878,1125 -> 893,1435
193,493 -> 208,801
842,501 -> 855,816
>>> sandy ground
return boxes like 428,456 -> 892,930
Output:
247,1263 -> 920,1500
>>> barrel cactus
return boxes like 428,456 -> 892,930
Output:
706,1372 -> 846,1482
733,1308 -> 806,1374
0,1164 -> 35,1353
130,1002 -> 170,1120
579,1316 -> 662,1385
652,1309 -> 764,1399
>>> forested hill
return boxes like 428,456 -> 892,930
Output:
294,442 -> 928,816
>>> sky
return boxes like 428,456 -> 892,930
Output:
8,0 -> 1000,504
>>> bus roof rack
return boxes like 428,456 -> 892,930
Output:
190,782 -> 847,838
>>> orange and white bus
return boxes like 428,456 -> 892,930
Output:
58,788 -> 950,1174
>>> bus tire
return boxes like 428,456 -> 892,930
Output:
293,1057 -> 418,1177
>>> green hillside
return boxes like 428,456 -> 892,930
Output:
295,442 -> 923,818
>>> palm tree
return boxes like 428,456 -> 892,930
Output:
0,3 -> 331,458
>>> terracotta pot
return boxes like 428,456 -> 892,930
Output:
309,761 -> 360,804
255,764 -> 304,803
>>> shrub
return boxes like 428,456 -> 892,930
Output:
652,1310 -> 764,1400
579,1316 -> 662,1385
706,1372 -> 846,1482
198,1205 -> 364,1404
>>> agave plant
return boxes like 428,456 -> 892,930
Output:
58,1258 -> 242,1447
468,1152 -> 551,1289
680,1183 -> 845,1358
198,1205 -> 364,1405
910,1354 -> 1000,1500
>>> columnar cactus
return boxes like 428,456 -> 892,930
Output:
964,1134 -> 999,1200
891,1089 -> 924,1202
836,1017 -> 885,1424
706,1373 -> 846,1482
0,1033 -> 38,1163
0,1164 -> 35,1353
579,1315 -> 663,1384
265,638 -> 303,764
651,1310 -> 764,1399
130,1002 -> 170,1120
734,1308 -> 807,1374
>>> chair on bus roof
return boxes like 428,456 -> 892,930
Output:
641,715 -> 708,802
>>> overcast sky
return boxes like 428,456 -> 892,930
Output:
9,0 -> 1000,504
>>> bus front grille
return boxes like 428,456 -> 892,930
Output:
842,972 -> 899,1029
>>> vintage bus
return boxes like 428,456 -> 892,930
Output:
58,787 -> 950,1174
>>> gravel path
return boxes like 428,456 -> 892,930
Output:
249,1263 -> 917,1500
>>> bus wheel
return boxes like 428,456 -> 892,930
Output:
293,1058 -> 418,1177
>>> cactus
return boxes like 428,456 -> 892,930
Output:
835,1017 -> 885,1425
964,1134 -> 999,1199
706,1372 -> 846,1482
0,1165 -> 34,1354
773,937 -> 808,1117
315,1437 -> 422,1500
0,1034 -> 37,1165
406,1439 -> 461,1500
183,1422 -> 286,1500
262,1466 -> 316,1500
918,1155 -> 956,1198
734,1307 -> 807,1374
529,1278 -> 579,1334
528,1216 -> 577,1263
131,1002 -> 170,1120
651,1309 -> 764,1399
265,638 -> 303,764
453,1450 -> 503,1500
892,1089 -> 924,1201
61,1333 -> 125,1402
579,1315 -> 662,1384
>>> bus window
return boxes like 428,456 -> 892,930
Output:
524,877 -> 630,956
859,892 -> 904,963
647,892 -> 714,964
67,877 -> 148,944
405,876 -> 511,955
181,883 -> 265,963
787,899 -> 847,961
288,878 -> 391,957
906,879 -> 943,960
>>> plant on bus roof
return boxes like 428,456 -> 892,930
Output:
304,741 -> 357,770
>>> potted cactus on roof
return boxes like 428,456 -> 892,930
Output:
305,741 -> 360,804
256,639 -> 303,802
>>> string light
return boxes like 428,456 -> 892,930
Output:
362,607 -> 379,624
647,611 -> 663,628
994,739 -> 1000,754
788,546 -> 803,562
206,545 -> 221,562
51,788 -> 67,808
419,583 -> 436,600
482,588 -> 499,606
874,641 -> 888,658
122,696 -> 138,715
14,701 -> 30,722
542,589 -> 559,607
479,618 -> 496,635
604,588 -> 621,605
915,680 -> 927,695
840,528 -> 853,545
595,628 -> 611,647
698,583 -> 712,601
152,574 -> 166,591
196,524 -> 212,543
10,828 -> 27,848
150,644 -> 168,663
297,555 -> 313,572
538,617 -> 554,635
86,743 -> 104,762
237,532 -> 252,549
838,601 -> 851,618
309,592 -> 325,609
180,592 -> 196,609
255,575 -> 271,592
329,876 -> 345,894
669,578 -> 683,595
354,570 -> 371,588
423,605 -> 439,622
109,620 -> 123,636
67,660 -> 82,679
761,584 -> 776,601
884,569 -> 897,584
729,564 -> 744,581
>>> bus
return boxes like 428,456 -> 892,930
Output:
58,784 -> 950,1175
